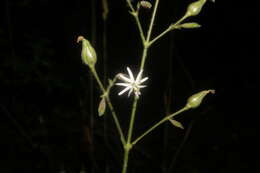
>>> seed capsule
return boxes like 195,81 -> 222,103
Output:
77,36 -> 97,67
186,89 -> 215,109
185,0 -> 207,17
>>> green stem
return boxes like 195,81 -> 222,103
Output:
149,15 -> 187,46
121,95 -> 138,173
146,0 -> 160,42
132,106 -> 189,146
149,15 -> 188,46
127,96 -> 139,143
121,1 -> 161,173
133,14 -> 146,44
122,147 -> 130,173
126,0 -> 145,44
126,0 -> 135,12
148,26 -> 172,46
90,67 -> 126,145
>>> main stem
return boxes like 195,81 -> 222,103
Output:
122,1 -> 160,173
121,47 -> 148,173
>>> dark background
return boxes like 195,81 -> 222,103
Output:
0,0 -> 257,173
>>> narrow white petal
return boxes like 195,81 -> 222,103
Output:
136,70 -> 143,82
140,77 -> 148,83
118,86 -> 131,95
115,83 -> 130,87
138,85 -> 147,88
127,67 -> 135,81
119,74 -> 132,83
128,88 -> 133,97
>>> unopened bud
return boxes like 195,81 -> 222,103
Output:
77,36 -> 97,67
185,0 -> 207,17
186,89 -> 215,109
140,1 -> 152,9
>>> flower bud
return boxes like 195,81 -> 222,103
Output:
140,1 -> 152,9
186,89 -> 215,109
77,36 -> 97,67
185,0 -> 207,17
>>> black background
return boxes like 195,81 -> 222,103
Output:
0,0 -> 257,173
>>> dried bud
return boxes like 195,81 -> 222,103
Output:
178,22 -> 201,29
140,1 -> 152,9
186,89 -> 215,109
77,36 -> 97,67
185,0 -> 207,17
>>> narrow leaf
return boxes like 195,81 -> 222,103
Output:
98,98 -> 106,116
169,119 -> 184,129
179,22 -> 201,29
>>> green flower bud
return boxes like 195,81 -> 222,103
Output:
77,36 -> 97,67
185,0 -> 207,17
186,89 -> 215,109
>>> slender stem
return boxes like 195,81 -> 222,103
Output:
126,0 -> 135,12
127,96 -> 139,143
126,0 -> 145,44
133,14 -> 146,44
122,95 -> 138,173
121,1 -> 161,173
149,26 -> 172,46
122,147 -> 130,173
140,46 -> 148,70
149,15 -> 187,46
146,0 -> 160,42
132,106 -> 189,146
90,67 -> 126,145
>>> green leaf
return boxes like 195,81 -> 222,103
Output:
98,98 -> 106,116
179,23 -> 201,29
169,119 -> 184,129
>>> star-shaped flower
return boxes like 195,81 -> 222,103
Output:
116,67 -> 148,98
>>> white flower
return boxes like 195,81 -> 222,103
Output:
116,67 -> 148,98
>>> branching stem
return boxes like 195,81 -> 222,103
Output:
90,67 -> 126,145
132,106 -> 189,146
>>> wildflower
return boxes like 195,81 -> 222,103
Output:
116,67 -> 148,98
